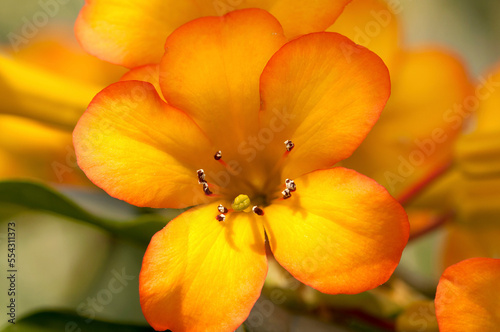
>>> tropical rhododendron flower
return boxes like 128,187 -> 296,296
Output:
435,257 -> 500,332
73,9 -> 409,332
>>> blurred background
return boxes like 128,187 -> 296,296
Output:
1,0 -> 499,331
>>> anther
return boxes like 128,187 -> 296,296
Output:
203,182 -> 212,196
214,150 -> 222,161
284,140 -> 294,152
285,179 -> 296,192
218,204 -> 228,214
216,214 -> 226,222
252,206 -> 264,216
197,169 -> 206,184
282,189 -> 291,199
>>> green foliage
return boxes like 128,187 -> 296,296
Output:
0,180 -> 174,244
1,311 -> 154,332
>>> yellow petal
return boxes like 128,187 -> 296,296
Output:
0,115 -> 88,184
9,27 -> 125,87
73,80 -> 217,209
0,55 -> 99,130
160,9 -> 286,146
259,32 -> 390,179
263,168 -> 409,294
159,8 -> 287,187
140,203 -> 267,331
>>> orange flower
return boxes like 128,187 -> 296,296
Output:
327,0 -> 473,203
0,28 -> 124,184
435,257 -> 500,331
75,0 -> 352,68
74,9 -> 409,332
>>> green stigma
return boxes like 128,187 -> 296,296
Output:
232,194 -> 251,212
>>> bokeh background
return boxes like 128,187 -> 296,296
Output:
1,0 -> 499,331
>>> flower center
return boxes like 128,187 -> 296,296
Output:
196,140 -> 298,221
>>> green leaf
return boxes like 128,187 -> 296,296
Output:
0,180 -> 178,244
1,311 -> 154,332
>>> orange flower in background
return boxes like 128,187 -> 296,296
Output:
0,29 -> 124,184
75,0 -> 352,68
327,0 -> 473,205
74,9 -> 409,332
435,257 -> 500,332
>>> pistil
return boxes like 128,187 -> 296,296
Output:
232,194 -> 251,212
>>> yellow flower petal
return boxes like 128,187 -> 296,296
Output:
0,115 -> 87,184
140,203 -> 267,331
160,9 -> 286,147
263,168 -> 409,294
73,80 -> 217,208
259,32 -> 390,179
0,55 -> 100,130
10,27 -> 125,86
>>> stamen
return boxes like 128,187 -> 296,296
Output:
284,140 -> 294,152
216,214 -> 226,222
282,189 -> 291,199
195,169 -> 227,197
285,179 -> 296,192
197,169 -> 205,184
214,150 -> 222,161
252,206 -> 264,216
218,204 -> 228,214
202,182 -> 213,196
266,140 -> 296,189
